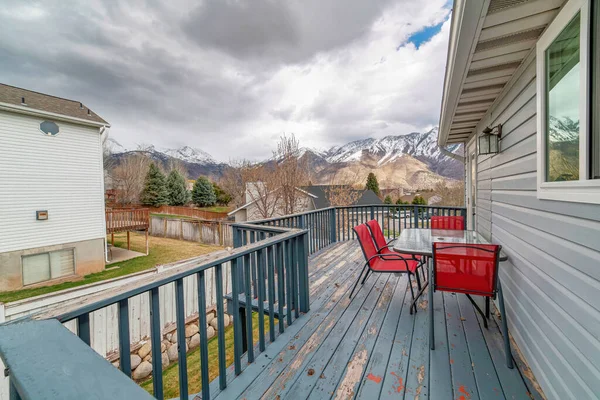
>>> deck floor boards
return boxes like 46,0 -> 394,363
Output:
209,241 -> 540,400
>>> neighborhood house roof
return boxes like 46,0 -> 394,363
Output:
228,185 -> 383,216
0,83 -> 109,125
301,186 -> 383,208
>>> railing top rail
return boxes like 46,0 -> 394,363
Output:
250,207 -> 335,225
33,228 -> 306,323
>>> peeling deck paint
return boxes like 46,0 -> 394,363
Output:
334,349 -> 368,399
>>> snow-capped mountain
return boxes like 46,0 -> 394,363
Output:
163,146 -> 217,165
548,116 -> 579,142
323,128 -> 460,166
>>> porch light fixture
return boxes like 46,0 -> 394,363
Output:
478,124 -> 502,155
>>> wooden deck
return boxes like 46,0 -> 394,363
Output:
211,241 -> 542,400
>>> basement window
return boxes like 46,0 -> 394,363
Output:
22,249 -> 75,286
536,0 -> 600,203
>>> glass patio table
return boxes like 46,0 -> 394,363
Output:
391,229 -> 507,312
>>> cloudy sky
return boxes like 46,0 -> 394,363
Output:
0,0 -> 452,162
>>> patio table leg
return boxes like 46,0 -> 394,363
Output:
429,259 -> 435,350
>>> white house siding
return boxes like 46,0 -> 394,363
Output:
475,53 -> 600,399
0,110 -> 105,252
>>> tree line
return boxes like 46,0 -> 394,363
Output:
139,164 -> 231,208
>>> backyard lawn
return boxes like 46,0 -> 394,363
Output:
0,232 -> 222,303
141,313 -> 273,398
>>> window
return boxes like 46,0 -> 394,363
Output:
22,249 -> 75,286
39,120 -> 59,136
536,0 -> 600,203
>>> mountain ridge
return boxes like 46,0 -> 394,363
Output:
106,127 -> 464,189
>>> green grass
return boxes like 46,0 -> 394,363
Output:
0,232 -> 222,303
141,313 -> 273,398
150,213 -> 195,220
198,206 -> 231,213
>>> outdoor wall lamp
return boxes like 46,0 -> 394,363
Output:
478,124 -> 502,155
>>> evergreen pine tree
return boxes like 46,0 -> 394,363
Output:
213,183 -> 232,206
140,163 -> 169,207
365,172 -> 380,196
384,195 -> 392,204
166,170 -> 190,206
192,177 -> 217,207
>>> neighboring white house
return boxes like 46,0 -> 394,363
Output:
229,183 -> 383,222
0,84 -> 110,292
439,0 -> 599,398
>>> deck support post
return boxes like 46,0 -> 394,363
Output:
145,229 -> 149,255
329,208 -> 336,244
111,233 -> 114,246
127,231 -> 130,250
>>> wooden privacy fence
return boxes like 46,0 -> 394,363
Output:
153,205 -> 228,220
150,216 -> 234,247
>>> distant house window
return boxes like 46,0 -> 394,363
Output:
40,120 -> 59,136
22,249 -> 75,286
536,0 -> 600,203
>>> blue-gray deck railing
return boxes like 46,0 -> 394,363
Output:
0,204 -> 465,400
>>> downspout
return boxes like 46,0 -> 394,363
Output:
99,126 -> 110,263
439,145 -> 465,163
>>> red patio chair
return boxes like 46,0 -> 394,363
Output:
351,224 -> 420,313
430,215 -> 465,230
365,219 -> 426,288
429,243 -> 513,368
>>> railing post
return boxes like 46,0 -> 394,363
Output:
329,208 -> 337,244
413,205 -> 419,228
370,205 -> 375,220
299,214 -> 306,229
298,232 -> 310,313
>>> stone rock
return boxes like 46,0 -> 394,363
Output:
171,333 -> 178,344
207,326 -> 216,340
189,333 -> 200,349
138,342 -> 152,359
161,352 -> 169,367
112,361 -> 120,369
131,354 -> 142,370
165,333 -> 173,342
167,344 -> 178,362
209,318 -> 218,330
185,324 -> 199,338
161,342 -> 167,353
143,355 -> 152,363
132,361 -> 152,380
223,314 -> 231,327
206,312 -> 215,325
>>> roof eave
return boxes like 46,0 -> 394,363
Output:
438,0 -> 490,147
0,102 -> 110,129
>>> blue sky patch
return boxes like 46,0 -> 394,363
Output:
406,20 -> 445,49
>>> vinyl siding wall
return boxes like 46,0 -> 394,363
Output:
0,110 -> 105,253
474,53 -> 600,399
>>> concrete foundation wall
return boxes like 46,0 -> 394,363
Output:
0,237 -> 105,292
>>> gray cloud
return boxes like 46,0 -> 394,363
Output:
0,0 -> 451,161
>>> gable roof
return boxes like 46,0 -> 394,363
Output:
0,83 -> 109,125
301,185 -> 383,208
227,186 -> 317,216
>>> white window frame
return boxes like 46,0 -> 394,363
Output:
536,0 -> 600,203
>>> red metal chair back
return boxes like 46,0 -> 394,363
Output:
365,220 -> 387,251
431,216 -> 465,230
353,224 -> 379,267
432,243 -> 501,297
